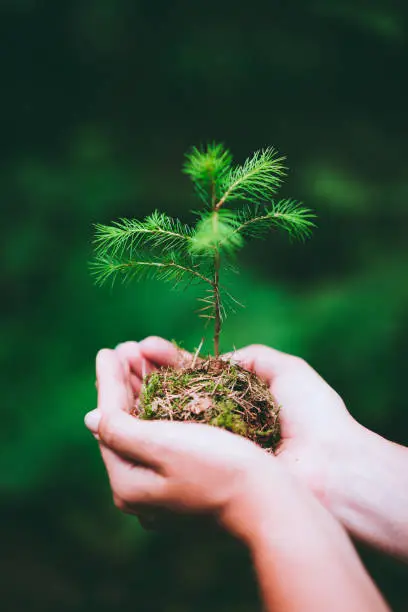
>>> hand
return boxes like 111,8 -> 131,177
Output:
85,348 -> 389,612
111,337 -> 408,559
86,349 -> 281,536
111,336 -> 355,506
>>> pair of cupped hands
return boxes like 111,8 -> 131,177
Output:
85,336 -> 362,540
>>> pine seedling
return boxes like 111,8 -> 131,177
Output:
92,143 -> 315,357
91,143 -> 315,450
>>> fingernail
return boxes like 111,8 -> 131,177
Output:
96,348 -> 112,367
84,409 -> 101,433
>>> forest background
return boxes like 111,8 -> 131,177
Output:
1,1 -> 407,610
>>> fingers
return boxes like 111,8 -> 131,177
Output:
85,408 -> 167,506
139,336 -> 191,368
115,342 -> 146,395
115,338 -> 191,389
86,408 -> 171,468
96,349 -> 133,414
104,459 -> 166,509
224,344 -> 298,385
116,340 -> 156,376
115,338 -> 172,390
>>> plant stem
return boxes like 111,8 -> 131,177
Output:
211,178 -> 216,209
210,177 -> 221,358
213,251 -> 221,358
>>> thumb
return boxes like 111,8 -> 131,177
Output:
139,336 -> 192,368
96,349 -> 132,414
224,345 -> 295,385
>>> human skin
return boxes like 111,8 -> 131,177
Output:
85,349 -> 388,612
111,336 -> 408,561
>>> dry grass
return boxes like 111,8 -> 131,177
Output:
133,358 -> 281,451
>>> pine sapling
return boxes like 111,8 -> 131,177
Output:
91,143 -> 315,450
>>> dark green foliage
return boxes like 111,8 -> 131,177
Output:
5,2 -> 408,610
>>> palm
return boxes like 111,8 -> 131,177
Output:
115,336 -> 355,505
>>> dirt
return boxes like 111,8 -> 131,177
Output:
132,357 -> 281,451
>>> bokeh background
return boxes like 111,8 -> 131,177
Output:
2,0 -> 408,610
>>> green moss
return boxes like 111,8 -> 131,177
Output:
210,400 -> 248,436
135,358 -> 280,451
141,371 -> 162,410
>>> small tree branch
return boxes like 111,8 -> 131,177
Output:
93,258 -> 214,287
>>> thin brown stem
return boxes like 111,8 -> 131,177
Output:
211,178 -> 216,209
210,177 -> 222,358
213,251 -> 221,358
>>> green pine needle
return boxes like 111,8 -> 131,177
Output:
91,142 -> 316,356
231,200 -> 316,243
196,285 -> 243,322
217,147 -> 287,207
183,143 -> 232,204
190,210 -> 244,255
90,253 -> 212,288
94,211 -> 194,258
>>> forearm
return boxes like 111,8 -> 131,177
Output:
327,423 -> 408,560
224,466 -> 388,612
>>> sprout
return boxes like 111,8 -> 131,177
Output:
91,143 -> 316,357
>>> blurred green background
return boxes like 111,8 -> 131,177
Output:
1,0 -> 407,610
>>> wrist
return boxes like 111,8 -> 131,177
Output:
218,455 -> 279,541
219,455 -> 306,546
325,420 -> 408,558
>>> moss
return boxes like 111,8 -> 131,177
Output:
210,400 -> 249,437
133,357 -> 280,451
